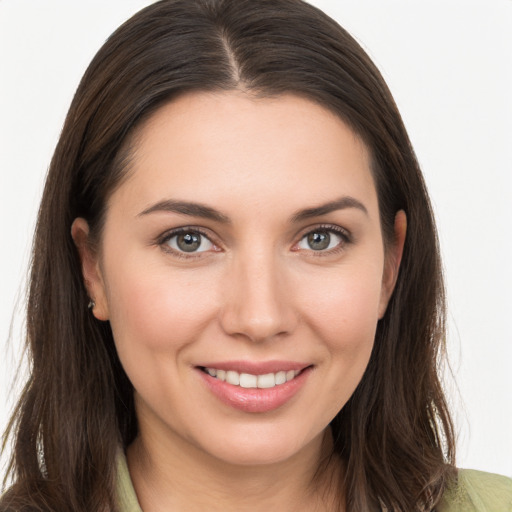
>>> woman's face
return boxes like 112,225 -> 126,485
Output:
75,91 -> 404,466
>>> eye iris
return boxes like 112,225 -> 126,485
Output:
177,232 -> 201,252
307,231 -> 330,250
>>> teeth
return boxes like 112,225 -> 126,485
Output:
226,371 -> 240,386
240,373 -> 257,388
204,367 -> 301,388
275,371 -> 286,385
256,373 -> 275,389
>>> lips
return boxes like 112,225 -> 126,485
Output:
196,361 -> 312,413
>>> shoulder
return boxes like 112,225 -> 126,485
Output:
116,450 -> 143,512
440,468 -> 512,511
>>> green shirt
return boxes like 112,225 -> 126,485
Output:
438,468 -> 512,511
116,453 -> 512,511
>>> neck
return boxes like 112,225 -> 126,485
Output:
127,426 -> 343,512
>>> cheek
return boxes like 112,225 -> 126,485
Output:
103,256 -> 220,357
290,265 -> 383,430
303,264 -> 384,345
298,261 -> 383,399
102,262 -> 221,415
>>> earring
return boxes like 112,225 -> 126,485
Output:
88,300 -> 96,310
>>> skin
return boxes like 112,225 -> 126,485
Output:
73,91 -> 406,511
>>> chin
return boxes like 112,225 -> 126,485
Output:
194,425 -> 324,468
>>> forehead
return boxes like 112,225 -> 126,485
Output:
108,91 -> 379,223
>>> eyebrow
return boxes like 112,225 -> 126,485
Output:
290,196 -> 368,222
138,199 -> 231,223
138,196 -> 368,224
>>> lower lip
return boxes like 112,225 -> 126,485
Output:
197,367 -> 312,413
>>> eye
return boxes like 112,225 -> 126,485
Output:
296,227 -> 349,252
163,229 -> 214,254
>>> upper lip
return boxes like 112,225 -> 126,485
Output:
196,360 -> 311,375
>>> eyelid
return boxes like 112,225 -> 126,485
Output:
293,223 -> 352,254
157,226 -> 221,258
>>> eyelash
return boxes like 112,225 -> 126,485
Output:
157,227 -> 219,259
157,224 -> 352,259
294,224 -> 352,257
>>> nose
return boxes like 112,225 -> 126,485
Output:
219,250 -> 298,343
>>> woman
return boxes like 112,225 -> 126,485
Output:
1,0 -> 511,510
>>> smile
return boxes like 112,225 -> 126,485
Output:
201,367 -> 301,389
197,363 -> 312,412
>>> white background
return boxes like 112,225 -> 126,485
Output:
1,1 -> 511,477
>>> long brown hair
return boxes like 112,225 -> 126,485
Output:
1,0 -> 455,510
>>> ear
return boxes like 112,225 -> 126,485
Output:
71,218 -> 109,321
378,210 -> 407,319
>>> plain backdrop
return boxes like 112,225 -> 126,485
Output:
1,0 -> 511,477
